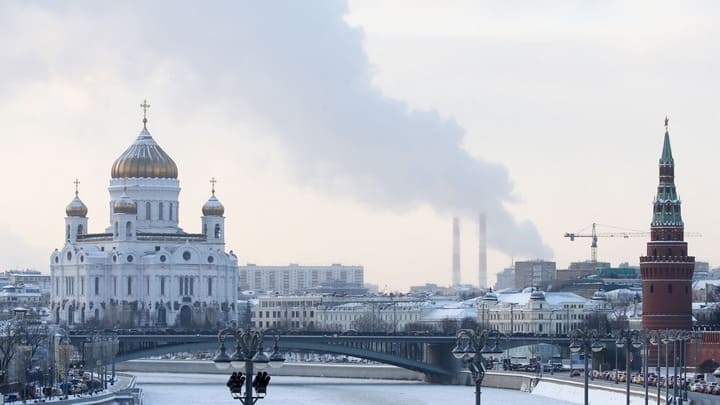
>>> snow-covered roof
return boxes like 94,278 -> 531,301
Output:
493,291 -> 588,306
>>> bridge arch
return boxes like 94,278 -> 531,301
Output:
113,338 -> 453,377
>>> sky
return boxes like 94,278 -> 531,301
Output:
1,1 -> 719,291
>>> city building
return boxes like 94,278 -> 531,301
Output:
478,288 -> 611,335
693,261 -> 710,281
513,260 -> 556,290
2,270 -> 51,294
640,118 -> 695,330
50,106 -> 238,328
239,263 -> 364,295
555,261 -> 611,286
250,295 -> 322,330
494,267 -> 515,290
0,284 -> 43,311
316,297 -> 426,333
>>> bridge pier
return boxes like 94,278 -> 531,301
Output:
424,343 -> 458,384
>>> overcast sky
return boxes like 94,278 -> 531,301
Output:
1,1 -> 718,291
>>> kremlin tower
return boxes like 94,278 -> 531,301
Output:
640,117 -> 694,330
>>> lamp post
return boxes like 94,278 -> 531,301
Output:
213,328 -> 285,405
570,329 -> 605,405
452,328 -> 505,405
615,329 -> 644,405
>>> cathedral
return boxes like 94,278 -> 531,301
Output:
50,102 -> 238,329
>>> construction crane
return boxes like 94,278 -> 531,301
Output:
563,223 -> 701,262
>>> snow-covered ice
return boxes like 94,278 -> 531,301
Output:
135,373 -> 578,405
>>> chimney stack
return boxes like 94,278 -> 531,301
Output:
452,217 -> 461,286
479,213 -> 487,288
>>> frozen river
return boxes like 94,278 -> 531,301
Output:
134,373 -> 578,405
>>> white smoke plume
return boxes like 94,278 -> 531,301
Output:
0,1 -> 552,259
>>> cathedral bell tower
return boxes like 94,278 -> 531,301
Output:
201,177 -> 225,244
65,179 -> 88,243
640,117 -> 694,330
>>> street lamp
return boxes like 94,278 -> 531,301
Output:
614,329 -> 644,405
452,328 -> 505,405
570,329 -> 605,405
213,328 -> 284,404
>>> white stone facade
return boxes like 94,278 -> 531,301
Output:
50,124 -> 238,328
478,290 -> 611,335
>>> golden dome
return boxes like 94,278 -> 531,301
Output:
202,194 -> 224,216
66,195 -> 88,217
111,128 -> 178,179
113,191 -> 137,215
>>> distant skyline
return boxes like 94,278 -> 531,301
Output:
1,1 -> 719,290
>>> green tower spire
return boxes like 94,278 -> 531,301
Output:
660,115 -> 674,164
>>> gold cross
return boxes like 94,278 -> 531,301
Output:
664,115 -> 669,128
73,178 -> 80,196
210,177 -> 217,195
140,99 -> 151,128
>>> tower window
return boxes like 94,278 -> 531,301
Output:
146,202 -> 151,220
650,284 -> 654,293
160,276 -> 166,296
214,224 -> 221,239
667,248 -> 672,256
159,202 -> 164,220
126,221 -> 132,237
77,224 -> 84,235
66,225 -> 70,241
95,277 -> 99,295
668,284 -> 672,294
127,277 -> 132,295
653,248 -> 657,257
169,203 -> 173,221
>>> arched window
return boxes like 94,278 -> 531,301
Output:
114,222 -> 119,237
66,225 -> 71,241
650,284 -> 654,293
126,221 -> 132,237
146,202 -> 151,220
668,284 -> 673,294
667,248 -> 672,256
159,202 -> 164,220
77,224 -> 84,235
169,203 -> 173,221
214,224 -> 221,239
652,248 -> 657,257
203,223 -> 207,236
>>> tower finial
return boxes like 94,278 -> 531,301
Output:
210,177 -> 217,195
665,114 -> 669,130
140,99 -> 151,129
73,178 -> 80,197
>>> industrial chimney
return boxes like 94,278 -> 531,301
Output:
478,213 -> 487,288
452,217 -> 460,286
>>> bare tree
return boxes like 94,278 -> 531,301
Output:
0,320 -> 47,384
350,313 -> 391,333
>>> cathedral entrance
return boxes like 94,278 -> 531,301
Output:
157,306 -> 167,326
179,305 -> 192,328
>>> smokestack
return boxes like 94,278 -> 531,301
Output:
453,217 -> 461,286
479,213 -> 487,288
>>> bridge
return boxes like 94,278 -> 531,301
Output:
69,332 -> 590,382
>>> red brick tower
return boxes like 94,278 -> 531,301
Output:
640,117 -> 694,330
